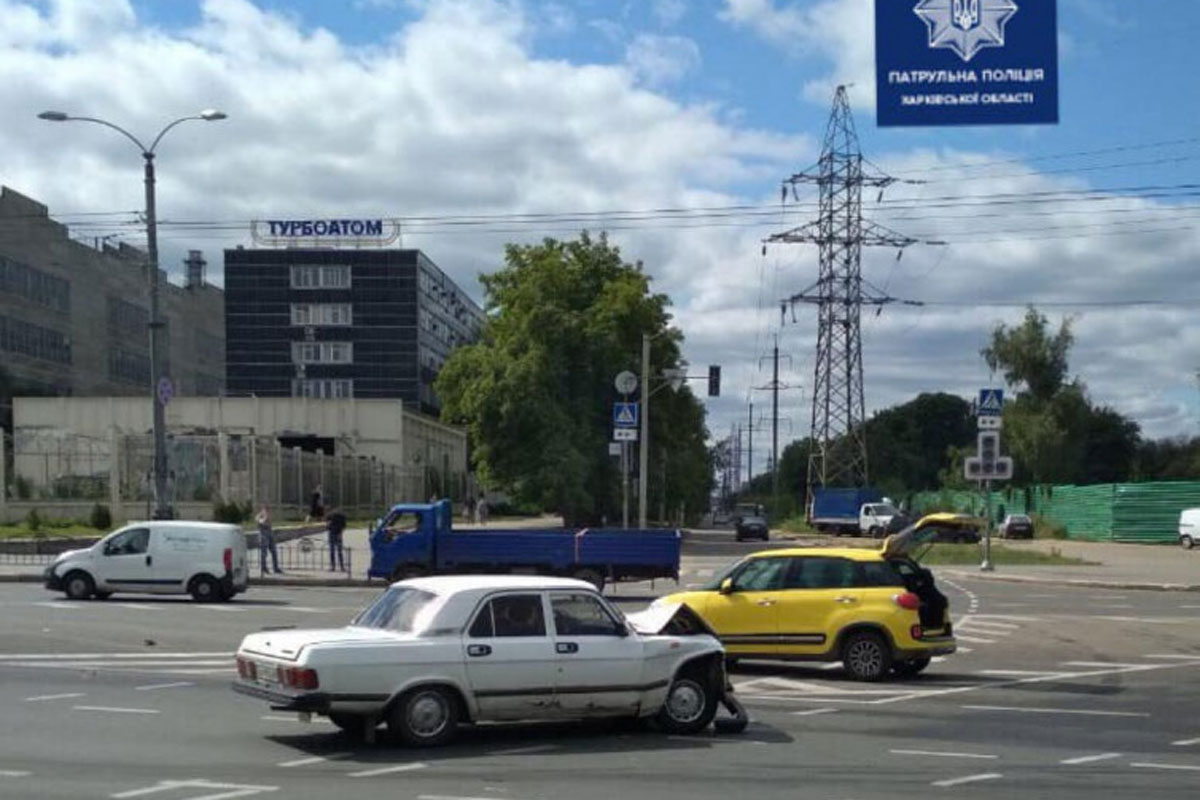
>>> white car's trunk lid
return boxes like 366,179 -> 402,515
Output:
239,627 -> 395,662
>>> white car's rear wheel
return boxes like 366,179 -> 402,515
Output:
388,686 -> 459,747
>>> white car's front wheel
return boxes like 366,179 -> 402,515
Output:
655,672 -> 718,735
388,686 -> 460,747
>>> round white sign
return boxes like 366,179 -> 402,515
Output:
614,371 -> 638,395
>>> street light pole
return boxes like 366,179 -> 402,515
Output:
38,109 -> 227,519
639,334 -> 650,529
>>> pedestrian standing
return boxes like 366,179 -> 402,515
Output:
256,505 -> 282,575
477,496 -> 489,527
463,496 -> 475,523
327,506 -> 347,572
307,484 -> 324,523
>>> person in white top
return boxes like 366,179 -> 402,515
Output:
256,505 -> 282,575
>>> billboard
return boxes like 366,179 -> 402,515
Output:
875,0 -> 1059,127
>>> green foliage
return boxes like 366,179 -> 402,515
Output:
24,508 -> 42,531
982,307 -> 1074,404
212,500 -> 253,524
437,233 -> 712,526
1033,514 -> 1068,540
90,503 -> 112,531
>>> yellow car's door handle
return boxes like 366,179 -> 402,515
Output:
755,599 -> 776,607
834,596 -> 858,604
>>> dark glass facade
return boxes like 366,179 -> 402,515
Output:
224,248 -> 482,415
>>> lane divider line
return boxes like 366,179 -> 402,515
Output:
1060,753 -> 1122,765
24,692 -> 85,702
792,708 -> 839,717
135,682 -> 194,691
277,753 -> 350,768
931,772 -> 1002,787
962,704 -> 1149,718
73,706 -> 160,715
1171,737 -> 1200,746
486,744 -> 559,756
348,763 -> 427,778
890,749 -> 998,760
1130,762 -> 1200,772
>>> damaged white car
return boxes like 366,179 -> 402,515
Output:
232,575 -> 746,746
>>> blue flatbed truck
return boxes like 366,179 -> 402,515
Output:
366,500 -> 681,591
809,487 -> 883,536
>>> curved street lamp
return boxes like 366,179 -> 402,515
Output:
38,109 -> 227,519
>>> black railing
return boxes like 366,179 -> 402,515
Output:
0,552 -> 56,566
257,540 -> 353,577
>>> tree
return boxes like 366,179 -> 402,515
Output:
981,306 -> 1140,485
436,233 -> 711,526
864,392 -> 976,492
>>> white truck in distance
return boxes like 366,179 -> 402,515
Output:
860,502 -> 900,538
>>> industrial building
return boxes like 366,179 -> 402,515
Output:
224,246 -> 484,415
0,186 -> 225,401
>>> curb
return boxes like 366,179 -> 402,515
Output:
943,569 -> 1200,593
0,572 -> 380,588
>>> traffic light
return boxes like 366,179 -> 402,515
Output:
707,365 -> 721,397
978,431 -> 999,474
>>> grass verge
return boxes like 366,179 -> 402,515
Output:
916,543 -> 1097,566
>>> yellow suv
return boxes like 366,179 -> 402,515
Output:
653,534 -> 955,681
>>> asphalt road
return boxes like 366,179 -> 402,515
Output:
2,560 -> 1199,799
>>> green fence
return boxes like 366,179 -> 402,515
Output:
910,481 -> 1200,544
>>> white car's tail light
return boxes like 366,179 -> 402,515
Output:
235,656 -> 257,680
276,666 -> 319,690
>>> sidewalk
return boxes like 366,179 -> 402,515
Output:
939,538 -> 1200,592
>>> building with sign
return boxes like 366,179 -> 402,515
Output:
224,239 -> 483,415
0,185 -> 225,409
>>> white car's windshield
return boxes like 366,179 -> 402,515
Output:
352,586 -> 438,632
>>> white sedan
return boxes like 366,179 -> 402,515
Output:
232,575 -> 733,746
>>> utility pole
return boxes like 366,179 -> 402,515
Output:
747,402 -> 754,490
756,334 -> 794,509
765,86 -> 919,514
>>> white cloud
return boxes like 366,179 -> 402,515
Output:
624,33 -> 701,86
720,0 -> 875,106
652,0 -> 687,27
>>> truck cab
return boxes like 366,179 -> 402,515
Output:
859,502 -> 900,539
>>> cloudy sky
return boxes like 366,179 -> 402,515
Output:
2,0 -> 1199,476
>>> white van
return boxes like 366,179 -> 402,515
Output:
1180,508 -> 1200,550
44,521 -> 249,601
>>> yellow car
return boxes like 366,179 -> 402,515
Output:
653,525 -> 955,681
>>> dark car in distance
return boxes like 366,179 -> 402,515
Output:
735,515 -> 770,542
1001,514 -> 1035,539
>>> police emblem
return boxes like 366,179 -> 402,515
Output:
913,0 -> 1019,62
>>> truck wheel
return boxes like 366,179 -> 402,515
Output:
388,686 -> 460,747
189,575 -> 219,602
63,571 -> 95,601
572,568 -> 605,592
868,526 -> 882,539
655,669 -> 718,735
842,630 -> 892,682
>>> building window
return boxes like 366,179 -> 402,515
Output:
0,315 -> 72,365
108,296 -> 149,338
290,303 -> 352,326
0,255 -> 70,313
292,378 -> 353,399
290,265 -> 351,289
291,341 -> 353,364
108,348 -> 149,385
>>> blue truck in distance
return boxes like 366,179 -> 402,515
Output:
809,487 -> 883,536
367,500 -> 681,591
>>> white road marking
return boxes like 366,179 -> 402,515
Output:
1061,661 -> 1151,669
260,715 -> 334,724
24,692 -> 85,702
960,620 -> 1019,630
111,779 -> 278,799
136,681 -> 194,691
32,602 -> 83,609
487,744 -> 559,756
0,770 -> 32,776
1171,737 -> 1200,746
194,605 -> 243,613
1179,605 -> 1200,610
277,753 -> 350,767
963,704 -> 1149,718
931,772 -> 1002,787
74,705 -> 160,715
348,763 -> 427,778
792,707 -> 838,716
957,647 -> 974,653
1026,594 -> 1060,598
1130,762 -> 1200,772
990,602 -> 1031,608
0,652 -> 231,659
953,635 -> 997,644
976,669 -> 1061,677
1097,604 -> 1135,609
890,749 -> 997,760
1060,752 -> 1122,765
1144,654 -> 1200,660
971,614 -> 1040,622
1094,616 -> 1192,625
116,603 -> 160,611
274,606 -> 334,613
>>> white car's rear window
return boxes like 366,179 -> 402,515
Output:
352,587 -> 438,632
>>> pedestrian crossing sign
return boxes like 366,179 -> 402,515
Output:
978,389 -> 1004,417
613,402 -> 639,428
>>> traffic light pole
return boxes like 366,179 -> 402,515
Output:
981,478 -> 994,572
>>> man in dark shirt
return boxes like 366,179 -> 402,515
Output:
327,507 -> 347,572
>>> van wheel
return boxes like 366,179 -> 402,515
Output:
655,669 -> 719,735
388,686 -> 460,747
1182,535 -> 1194,550
842,630 -> 892,682
189,575 -> 219,603
572,568 -> 605,592
63,571 -> 95,601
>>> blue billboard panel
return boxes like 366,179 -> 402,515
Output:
875,0 -> 1058,127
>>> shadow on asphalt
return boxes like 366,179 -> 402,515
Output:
265,716 -> 792,760
86,596 -> 293,608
